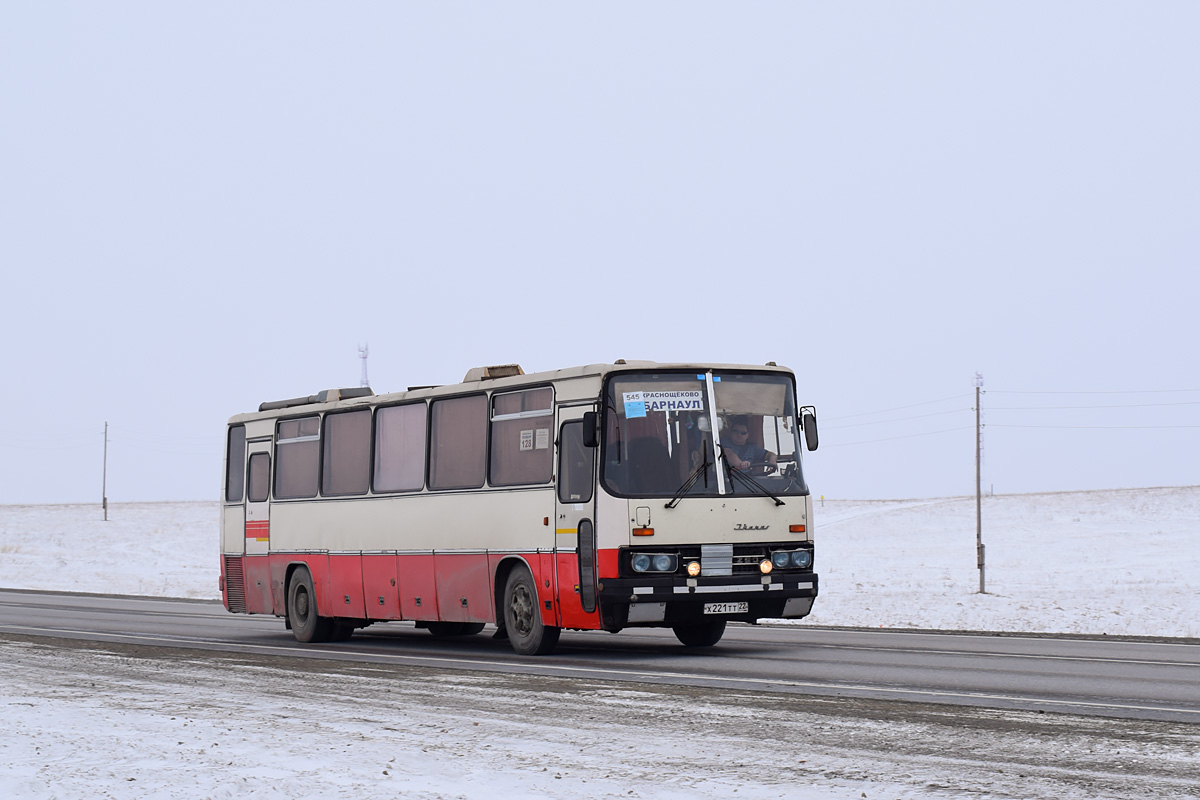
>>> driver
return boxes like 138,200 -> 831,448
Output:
722,416 -> 778,473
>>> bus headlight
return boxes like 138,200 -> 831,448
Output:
771,552 -> 791,570
791,550 -> 813,569
632,553 -> 678,573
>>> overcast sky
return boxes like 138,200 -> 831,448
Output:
2,2 -> 1196,505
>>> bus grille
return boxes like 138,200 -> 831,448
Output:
224,556 -> 246,613
701,544 -> 733,576
694,544 -> 772,575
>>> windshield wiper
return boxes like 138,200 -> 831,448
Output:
724,459 -> 786,506
664,442 -> 713,509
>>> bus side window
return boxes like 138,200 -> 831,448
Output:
247,452 -> 270,503
557,421 -> 594,504
275,416 -> 320,499
374,403 -> 427,493
429,395 -> 487,490
491,388 -> 554,486
322,409 -> 371,496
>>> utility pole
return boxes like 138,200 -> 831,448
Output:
974,373 -> 984,593
102,421 -> 109,522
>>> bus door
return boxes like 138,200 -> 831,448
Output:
554,406 -> 599,626
243,442 -> 272,556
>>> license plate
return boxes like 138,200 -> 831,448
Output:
703,601 -> 748,615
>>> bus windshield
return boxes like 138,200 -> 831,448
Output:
601,371 -> 810,499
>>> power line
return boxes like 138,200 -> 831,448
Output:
823,426 -> 973,448
989,388 -> 1200,395
823,393 -> 972,422
988,423 -> 1200,430
825,408 -> 971,430
988,400 -> 1200,410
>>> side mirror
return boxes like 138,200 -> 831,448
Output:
582,411 -> 599,448
801,407 -> 818,451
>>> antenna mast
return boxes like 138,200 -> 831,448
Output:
359,343 -> 370,388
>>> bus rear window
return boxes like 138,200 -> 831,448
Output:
225,425 -> 246,502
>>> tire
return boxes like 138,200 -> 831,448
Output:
672,619 -> 726,647
504,565 -> 560,655
287,567 -> 333,643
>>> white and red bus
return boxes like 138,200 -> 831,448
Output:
220,361 -> 819,655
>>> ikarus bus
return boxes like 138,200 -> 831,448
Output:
219,360 -> 819,655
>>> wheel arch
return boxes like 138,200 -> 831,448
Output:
492,554 -> 532,625
283,559 -> 316,619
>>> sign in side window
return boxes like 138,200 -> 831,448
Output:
247,452 -> 270,503
322,409 -> 371,496
275,416 -> 320,499
557,420 -> 594,504
490,388 -> 553,487
225,425 -> 246,502
429,395 -> 487,490
374,403 -> 427,493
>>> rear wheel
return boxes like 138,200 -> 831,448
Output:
504,566 -> 560,655
672,619 -> 726,647
287,567 -> 333,643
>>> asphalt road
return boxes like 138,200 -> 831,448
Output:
2,588 -> 1197,724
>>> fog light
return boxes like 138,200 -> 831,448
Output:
687,561 -> 701,577
759,559 -> 773,574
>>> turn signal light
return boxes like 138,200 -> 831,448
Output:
789,524 -> 806,533
633,527 -> 655,536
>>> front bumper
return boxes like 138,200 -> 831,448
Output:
596,571 -> 819,629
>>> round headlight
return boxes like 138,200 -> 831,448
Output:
771,552 -> 791,570
759,559 -> 773,574
652,554 -> 674,572
687,561 -> 701,577
792,550 -> 813,569
631,554 -> 651,573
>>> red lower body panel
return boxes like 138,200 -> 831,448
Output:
225,549 -> 619,632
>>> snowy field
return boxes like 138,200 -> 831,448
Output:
2,487 -> 1198,800
1,485 -> 1197,637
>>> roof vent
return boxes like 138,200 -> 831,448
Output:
463,364 -> 525,382
258,387 -> 374,412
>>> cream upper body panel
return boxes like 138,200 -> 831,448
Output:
268,489 -> 555,553
613,495 -> 811,547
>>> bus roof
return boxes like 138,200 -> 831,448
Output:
228,360 -> 794,424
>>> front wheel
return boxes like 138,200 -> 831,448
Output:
672,619 -> 727,647
504,565 -> 560,655
287,567 -> 333,643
